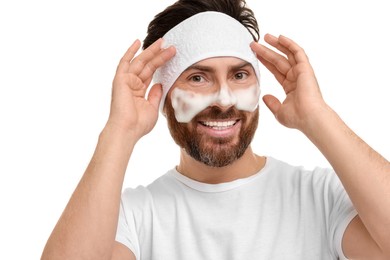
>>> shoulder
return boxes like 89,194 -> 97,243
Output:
266,156 -> 332,177
120,169 -> 177,208
266,157 -> 341,189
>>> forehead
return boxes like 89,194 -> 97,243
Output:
183,57 -> 251,72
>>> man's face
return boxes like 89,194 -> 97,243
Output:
164,57 -> 260,167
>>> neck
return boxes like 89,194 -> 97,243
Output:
176,146 -> 266,184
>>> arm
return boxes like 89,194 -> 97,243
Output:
251,34 -> 390,258
41,39 -> 175,259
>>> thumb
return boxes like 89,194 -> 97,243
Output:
263,94 -> 281,117
148,83 -> 163,110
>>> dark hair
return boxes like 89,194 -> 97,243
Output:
143,0 -> 259,49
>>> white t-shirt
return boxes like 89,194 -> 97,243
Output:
116,157 -> 357,259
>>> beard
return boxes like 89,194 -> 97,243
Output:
165,97 -> 259,168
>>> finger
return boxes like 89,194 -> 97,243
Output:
117,39 -> 142,73
127,45 -> 175,100
138,46 -> 176,83
129,38 -> 164,75
257,55 -> 286,86
278,35 -> 309,64
263,34 -> 297,66
251,41 -> 291,76
262,94 -> 281,118
127,74 -> 147,96
147,83 -> 163,111
257,52 -> 296,94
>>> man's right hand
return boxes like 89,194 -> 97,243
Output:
41,38 -> 175,260
106,38 -> 176,141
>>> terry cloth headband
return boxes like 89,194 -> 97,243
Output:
153,11 -> 261,112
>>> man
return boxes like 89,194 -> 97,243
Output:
42,0 -> 390,259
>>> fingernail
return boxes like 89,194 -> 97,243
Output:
160,38 -> 172,50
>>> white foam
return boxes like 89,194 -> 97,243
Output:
171,83 -> 260,123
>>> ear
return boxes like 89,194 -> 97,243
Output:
161,96 -> 171,118
162,87 -> 175,118
162,106 -> 167,118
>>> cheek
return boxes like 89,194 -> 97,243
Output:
171,88 -> 216,123
234,83 -> 261,112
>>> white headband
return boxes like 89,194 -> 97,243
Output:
153,11 -> 261,112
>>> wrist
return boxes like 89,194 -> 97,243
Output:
300,104 -> 352,159
100,122 -> 139,149
300,103 -> 339,140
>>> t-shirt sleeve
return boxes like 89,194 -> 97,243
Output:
115,186 -> 150,260
116,196 -> 139,257
323,168 -> 358,259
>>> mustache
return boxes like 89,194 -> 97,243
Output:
194,106 -> 243,120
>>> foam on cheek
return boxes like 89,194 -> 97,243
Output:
171,89 -> 217,123
171,83 -> 260,123
234,83 -> 261,111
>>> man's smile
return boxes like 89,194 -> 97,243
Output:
197,119 -> 241,138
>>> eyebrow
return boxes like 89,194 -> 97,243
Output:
183,61 -> 252,73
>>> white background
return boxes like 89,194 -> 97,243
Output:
1,0 -> 389,258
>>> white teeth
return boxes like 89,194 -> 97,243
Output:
202,120 -> 236,129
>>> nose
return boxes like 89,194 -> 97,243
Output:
214,84 -> 237,109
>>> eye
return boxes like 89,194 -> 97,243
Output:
234,72 -> 248,80
189,74 -> 206,83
